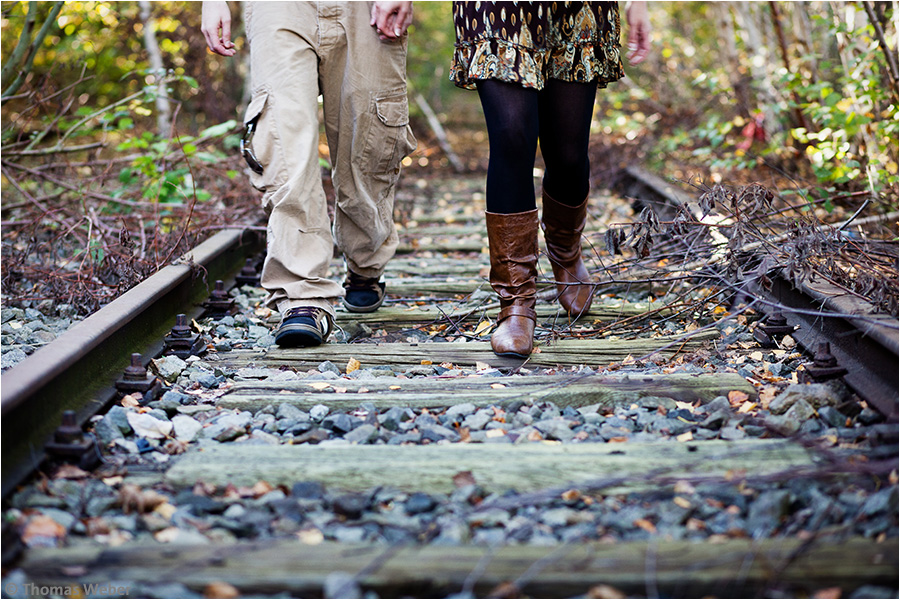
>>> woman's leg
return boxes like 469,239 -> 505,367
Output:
537,79 -> 599,317
476,80 -> 540,214
537,78 -> 598,204
477,79 -> 541,357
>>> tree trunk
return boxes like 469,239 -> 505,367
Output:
138,0 -> 172,137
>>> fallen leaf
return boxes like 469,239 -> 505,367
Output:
673,496 -> 692,509
251,481 -> 274,498
473,320 -> 493,337
749,351 -> 764,361
346,357 -> 361,374
737,401 -> 757,414
420,359 -> 432,365
389,385 -> 401,390
154,502 -> 178,520
118,484 -> 168,514
633,518 -> 657,533
781,335 -> 797,349
475,360 -> 491,370
458,427 -> 471,443
621,354 -> 635,365
485,429 -> 506,438
121,394 -> 141,408
22,515 -> 66,547
674,400 -> 695,411
727,390 -> 750,406
307,382 -> 331,391
676,431 -> 693,442
204,582 -> 240,599
334,387 -> 347,394
54,464 -> 89,480
297,527 -> 324,545
527,429 -> 544,442
452,470 -> 477,488
561,489 -> 580,503
490,383 -> 506,389
127,412 -> 173,439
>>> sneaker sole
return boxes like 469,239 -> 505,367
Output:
275,324 -> 326,347
342,295 -> 385,313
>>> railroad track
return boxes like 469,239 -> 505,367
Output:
2,171 -> 896,598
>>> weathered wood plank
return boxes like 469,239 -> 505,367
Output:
330,302 -> 666,328
18,538 -> 896,598
218,372 -> 755,412
223,332 -> 718,370
165,440 -> 812,492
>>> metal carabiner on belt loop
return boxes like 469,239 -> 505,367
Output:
240,118 -> 264,175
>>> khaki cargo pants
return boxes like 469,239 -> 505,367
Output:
243,1 -> 416,317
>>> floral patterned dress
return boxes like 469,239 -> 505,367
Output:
451,1 -> 624,90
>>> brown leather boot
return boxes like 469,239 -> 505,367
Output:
486,209 -> 539,358
541,191 -> 594,317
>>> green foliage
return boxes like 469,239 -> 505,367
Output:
115,119 -> 238,205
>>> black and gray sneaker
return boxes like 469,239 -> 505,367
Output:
342,271 -> 386,313
274,307 -> 333,347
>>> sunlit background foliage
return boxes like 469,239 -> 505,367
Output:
2,1 -> 897,210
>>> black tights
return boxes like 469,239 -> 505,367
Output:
477,78 -> 598,214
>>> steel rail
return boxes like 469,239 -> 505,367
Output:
1,228 -> 263,498
617,167 -> 898,419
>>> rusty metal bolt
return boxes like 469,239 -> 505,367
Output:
170,314 -> 191,338
122,353 -> 147,381
813,342 -> 838,368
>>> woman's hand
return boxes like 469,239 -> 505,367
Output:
625,1 -> 650,65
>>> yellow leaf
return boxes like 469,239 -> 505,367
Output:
473,320 -> 493,336
154,502 -> 177,520
490,383 -> 506,389
737,401 -> 757,413
389,385 -> 401,390
346,357 -> 361,373
673,496 -> 692,509
674,401 -> 695,411
676,431 -> 693,442
421,359 -> 432,365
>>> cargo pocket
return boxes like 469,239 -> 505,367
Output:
241,89 -> 278,191
364,91 -> 415,177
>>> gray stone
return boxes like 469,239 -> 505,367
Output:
1,348 -> 28,369
318,361 -> 342,376
769,383 -> 841,414
462,411 -> 492,431
153,355 -> 187,383
276,404 -> 309,422
747,490 -> 791,537
817,405 -> 846,428
445,402 -> 476,420
719,425 -> 747,440
310,404 -> 330,421
94,417 -> 125,446
420,424 -> 460,442
405,492 -> 438,515
172,415 -> 203,442
343,424 -> 377,444
532,418 -> 575,442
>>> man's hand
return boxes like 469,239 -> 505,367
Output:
201,1 -> 236,56
370,1 -> 413,41
625,1 -> 650,65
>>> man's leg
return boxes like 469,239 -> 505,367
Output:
318,2 -> 416,312
244,2 -> 342,343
